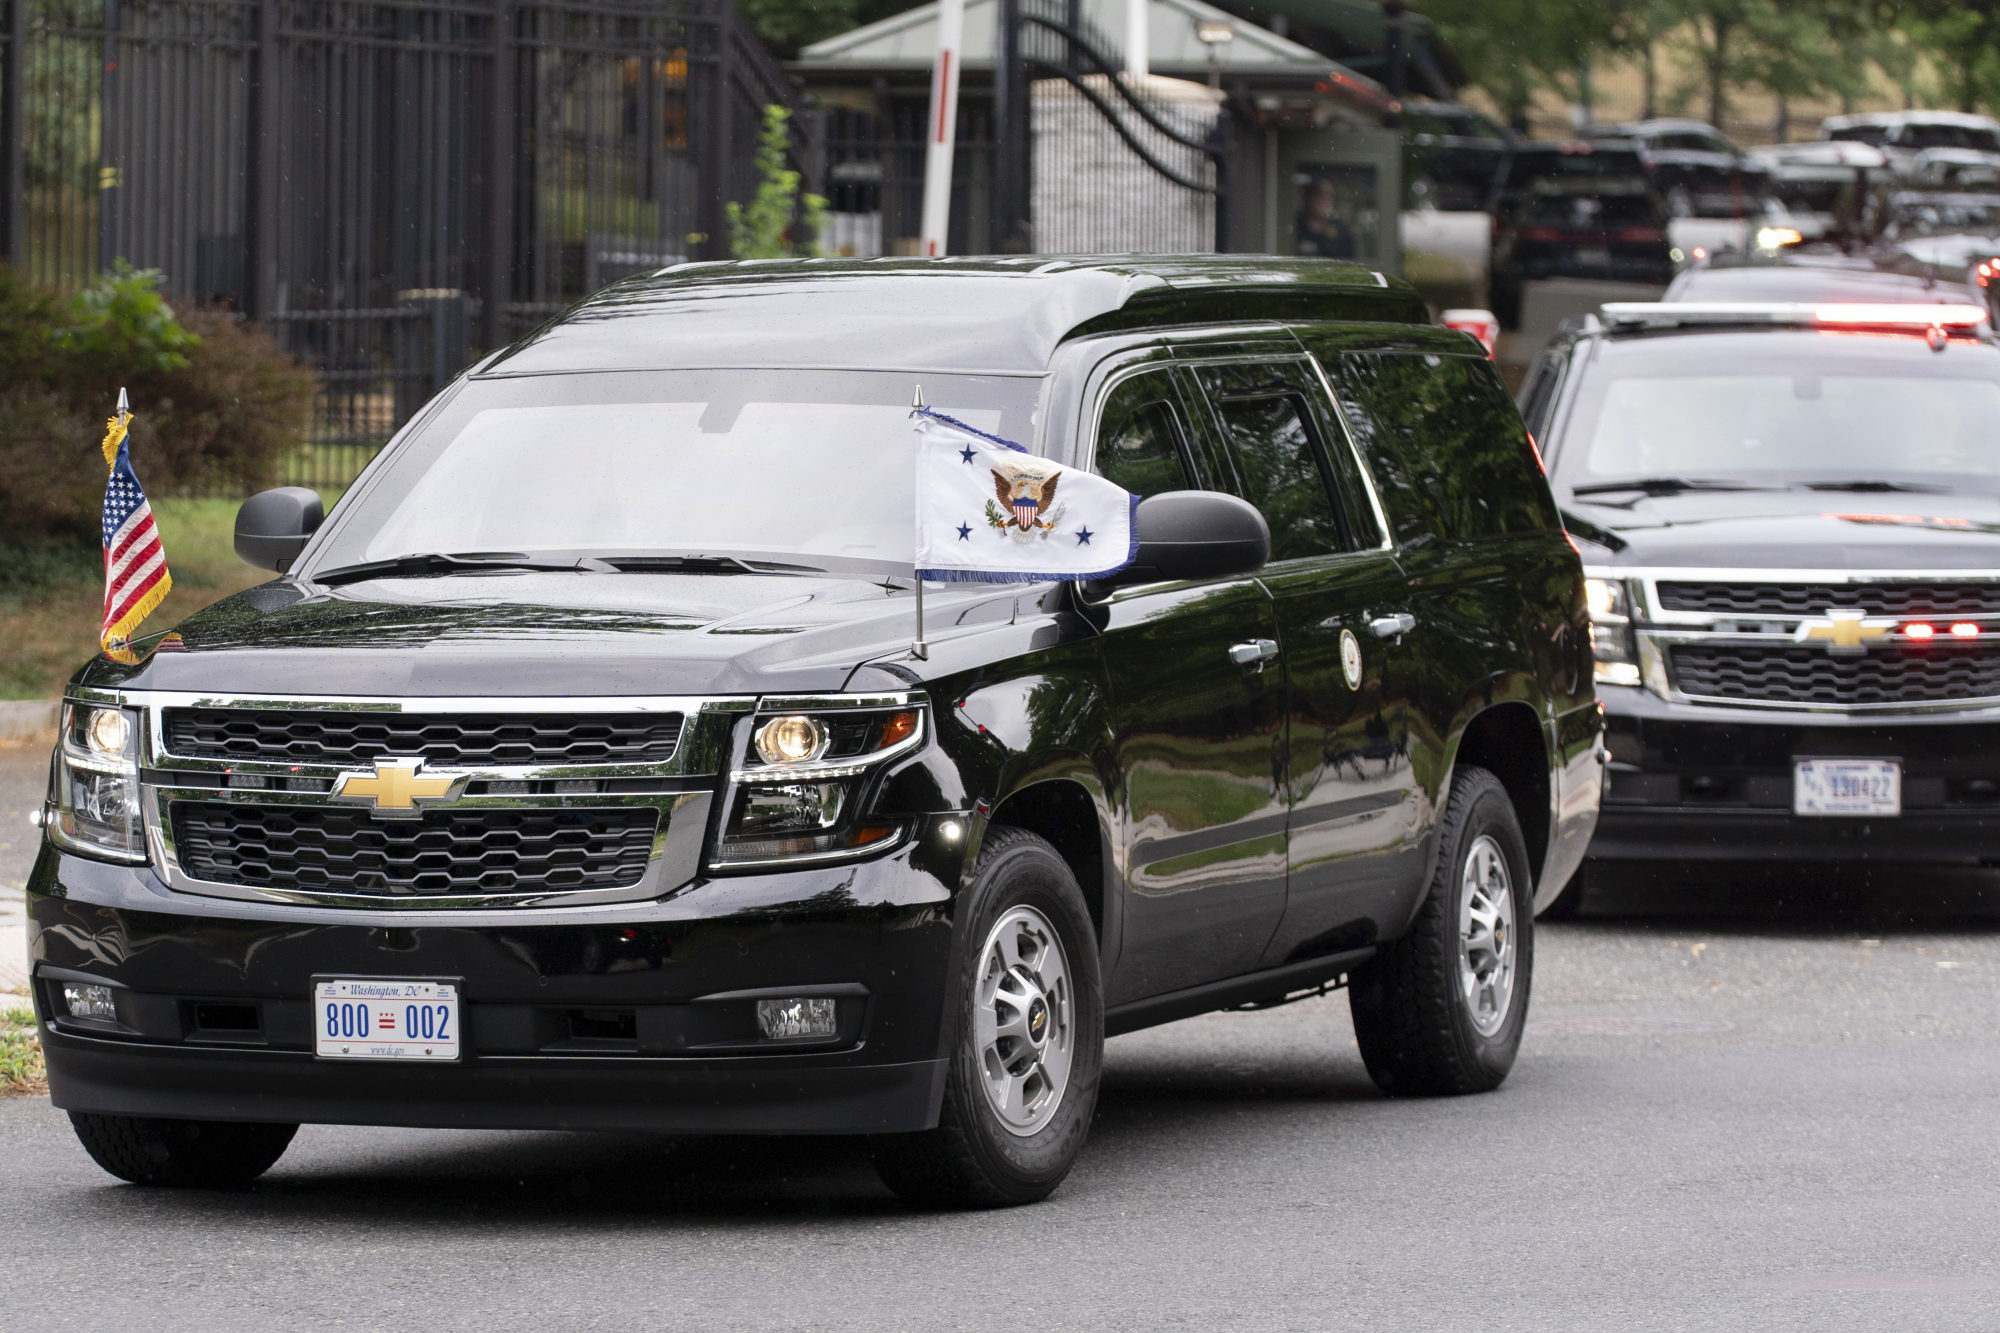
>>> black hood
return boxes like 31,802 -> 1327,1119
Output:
76,571 -> 1034,697
1563,487 -> 2000,569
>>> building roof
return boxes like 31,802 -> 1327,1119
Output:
482,256 -> 1427,377
796,0 -> 1342,78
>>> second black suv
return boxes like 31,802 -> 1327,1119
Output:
30,258 -> 1599,1206
1522,298 -> 2000,910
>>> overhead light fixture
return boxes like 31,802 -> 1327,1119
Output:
1195,19 -> 1235,44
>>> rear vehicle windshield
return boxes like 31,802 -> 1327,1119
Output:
1521,187 -> 1662,228
1664,268 -> 1980,305
1903,125 -> 2000,151
1549,332 -> 2000,495
308,369 -> 1040,575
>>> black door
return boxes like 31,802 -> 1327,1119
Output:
1185,353 -> 1425,966
1088,365 -> 1289,1004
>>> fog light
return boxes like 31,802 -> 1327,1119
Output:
62,982 -> 117,1021
756,997 -> 838,1041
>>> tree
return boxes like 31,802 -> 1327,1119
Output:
727,105 -> 828,260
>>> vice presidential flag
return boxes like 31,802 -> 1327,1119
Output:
99,402 -> 172,651
913,408 -> 1137,583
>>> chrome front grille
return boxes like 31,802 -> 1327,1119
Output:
1656,580 -> 2000,618
163,707 -> 684,768
1594,568 -> 2000,714
172,802 -> 660,897
113,691 -> 745,910
1669,643 -> 2000,707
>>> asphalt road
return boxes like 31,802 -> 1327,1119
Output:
5,730 -> 2000,1329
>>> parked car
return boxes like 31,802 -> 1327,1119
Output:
28,257 -> 1601,1204
1879,190 -> 2000,280
1907,147 -> 2000,192
1403,99 -> 1513,213
1489,144 -> 1676,327
1821,111 -> 2000,177
1518,298 -> 2000,914
1589,118 -> 1773,220
1748,141 -> 1892,244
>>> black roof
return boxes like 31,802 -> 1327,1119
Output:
481,256 -> 1428,377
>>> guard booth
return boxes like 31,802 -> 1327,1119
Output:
792,0 -> 1408,260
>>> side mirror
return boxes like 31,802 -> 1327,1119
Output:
235,487 -> 324,572
1100,490 -> 1270,588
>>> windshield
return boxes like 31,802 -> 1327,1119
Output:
309,369 -> 1041,575
1550,332 -> 2000,496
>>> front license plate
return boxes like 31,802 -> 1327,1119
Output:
1794,759 -> 1901,817
314,978 -> 460,1061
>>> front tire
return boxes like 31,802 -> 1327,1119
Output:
872,825 -> 1103,1208
69,1112 -> 297,1187
1349,766 -> 1532,1095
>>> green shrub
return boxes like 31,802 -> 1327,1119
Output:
727,105 -> 826,260
0,264 -> 316,545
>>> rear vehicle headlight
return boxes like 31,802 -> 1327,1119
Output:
48,701 -> 148,863
1585,578 -> 1640,687
711,699 -> 926,868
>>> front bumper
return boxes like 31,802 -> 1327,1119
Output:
1591,685 -> 2000,863
27,834 -> 964,1134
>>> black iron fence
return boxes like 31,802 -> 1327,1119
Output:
0,0 -> 798,492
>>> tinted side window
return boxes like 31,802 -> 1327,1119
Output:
1202,383 -> 1346,561
1322,351 -> 1560,542
1093,371 -> 1193,498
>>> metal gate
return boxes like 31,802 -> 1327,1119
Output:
0,0 -> 798,487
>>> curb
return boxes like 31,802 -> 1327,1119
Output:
0,700 -> 58,747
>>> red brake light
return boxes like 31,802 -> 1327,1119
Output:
1951,622 -> 1981,639
1905,622 -> 1936,641
1812,303 -> 1989,329
1614,227 -> 1667,243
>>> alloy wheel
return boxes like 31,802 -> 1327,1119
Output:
972,904 -> 1075,1136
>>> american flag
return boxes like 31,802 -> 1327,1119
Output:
100,402 -> 171,651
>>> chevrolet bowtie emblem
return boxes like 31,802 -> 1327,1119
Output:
1797,609 -> 1893,655
333,757 -> 465,818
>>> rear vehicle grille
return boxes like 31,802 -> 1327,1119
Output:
1657,581 -> 2000,617
163,708 -> 682,768
1670,644 -> 2000,706
171,802 -> 658,897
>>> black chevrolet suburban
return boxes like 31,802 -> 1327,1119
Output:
30,257 -> 1600,1206
1523,298 -> 2000,911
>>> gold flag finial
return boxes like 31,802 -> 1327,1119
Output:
100,387 -> 132,470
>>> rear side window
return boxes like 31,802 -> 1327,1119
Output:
1092,370 -> 1193,499
1324,352 -> 1560,543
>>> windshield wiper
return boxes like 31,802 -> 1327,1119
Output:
595,554 -> 825,575
1569,477 -> 1770,497
1800,479 -> 1950,494
309,552 -> 586,586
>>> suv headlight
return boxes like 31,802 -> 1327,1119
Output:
1585,577 -> 1640,687
711,699 -> 926,868
49,701 -> 148,863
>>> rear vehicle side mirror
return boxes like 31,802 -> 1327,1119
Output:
1099,490 -> 1270,588
235,487 -> 325,572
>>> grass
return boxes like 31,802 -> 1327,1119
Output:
0,497 -> 282,700
1,1005 -> 45,1097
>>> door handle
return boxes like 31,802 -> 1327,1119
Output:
1368,613 -> 1416,638
1229,638 -> 1280,670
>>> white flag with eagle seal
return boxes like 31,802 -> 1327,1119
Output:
913,408 -> 1138,583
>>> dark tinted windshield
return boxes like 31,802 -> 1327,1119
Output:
309,369 -> 1041,575
1550,332 -> 2000,495
1903,124 -> 2000,151
1522,188 -> 1663,228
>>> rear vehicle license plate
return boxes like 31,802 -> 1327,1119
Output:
314,979 -> 460,1060
1575,246 -> 1610,268
1794,759 -> 1900,817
